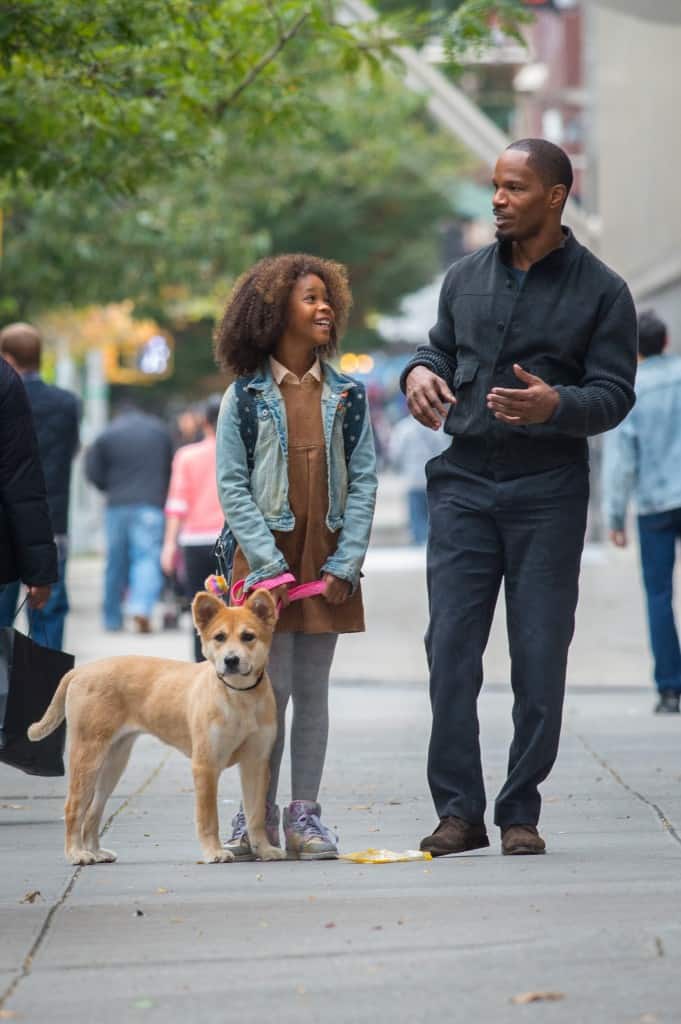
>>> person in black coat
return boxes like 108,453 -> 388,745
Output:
0,324 -> 79,647
0,355 -> 57,611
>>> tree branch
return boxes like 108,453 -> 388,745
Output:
216,9 -> 311,116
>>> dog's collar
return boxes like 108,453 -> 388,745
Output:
219,668 -> 265,693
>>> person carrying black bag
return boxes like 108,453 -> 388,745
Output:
0,355 -> 71,776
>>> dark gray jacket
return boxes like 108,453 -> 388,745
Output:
85,411 -> 173,508
0,359 -> 58,586
23,374 -> 80,535
400,229 -> 638,476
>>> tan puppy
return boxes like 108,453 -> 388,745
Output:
28,589 -> 286,866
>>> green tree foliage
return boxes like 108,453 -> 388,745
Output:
0,0 -> 525,194
0,0 -> 428,194
2,78 -> 468,335
0,1 -> 523,396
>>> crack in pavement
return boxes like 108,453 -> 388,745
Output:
571,729 -> 681,848
0,752 -> 170,1012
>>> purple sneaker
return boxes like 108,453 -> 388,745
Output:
224,802 -> 280,861
283,800 -> 338,860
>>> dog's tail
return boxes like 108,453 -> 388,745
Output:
27,669 -> 76,741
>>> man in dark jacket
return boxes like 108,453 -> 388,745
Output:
0,323 -> 80,649
0,357 -> 57,610
401,139 -> 638,858
85,402 -> 173,633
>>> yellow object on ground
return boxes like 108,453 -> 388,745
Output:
340,848 -> 432,864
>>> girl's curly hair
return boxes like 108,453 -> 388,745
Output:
214,253 -> 352,376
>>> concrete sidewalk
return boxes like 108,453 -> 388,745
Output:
2,524 -> 681,1022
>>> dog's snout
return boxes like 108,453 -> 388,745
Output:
223,654 -> 241,674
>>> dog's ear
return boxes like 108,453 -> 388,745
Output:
191,591 -> 224,633
245,588 -> 278,630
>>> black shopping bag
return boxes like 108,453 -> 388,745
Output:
0,627 -> 73,776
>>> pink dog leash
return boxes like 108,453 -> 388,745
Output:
204,571 -> 327,611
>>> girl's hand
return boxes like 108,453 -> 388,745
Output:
322,573 -> 351,605
269,583 -> 291,609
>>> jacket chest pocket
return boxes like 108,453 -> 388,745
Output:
447,355 -> 482,434
453,357 -> 479,391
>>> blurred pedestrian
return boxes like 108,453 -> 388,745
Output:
0,323 -> 80,649
603,310 -> 681,714
0,356 -> 57,612
85,400 -> 173,633
215,253 -> 376,861
161,395 -> 223,661
388,413 -> 449,544
402,139 -> 637,857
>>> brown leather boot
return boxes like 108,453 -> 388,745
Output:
419,816 -> 489,857
501,824 -> 546,855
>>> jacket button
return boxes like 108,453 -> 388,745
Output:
497,321 -> 505,331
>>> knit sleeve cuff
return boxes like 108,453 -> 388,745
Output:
399,348 -> 455,394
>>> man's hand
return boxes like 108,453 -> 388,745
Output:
27,585 -> 51,610
487,364 -> 559,425
322,573 -> 352,605
405,366 -> 455,430
609,529 -> 627,548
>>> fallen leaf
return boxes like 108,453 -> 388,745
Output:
371,925 -> 383,931
324,922 -> 336,929
296,986 -> 306,996
308,895 -> 317,903
350,804 -> 372,811
156,887 -> 169,894
20,890 -> 41,904
133,999 -> 154,1009
1,803 -> 25,810
640,1014 -> 658,1023
170,917 -> 185,924
510,991 -> 565,1005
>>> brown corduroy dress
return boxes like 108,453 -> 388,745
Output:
231,373 -> 365,635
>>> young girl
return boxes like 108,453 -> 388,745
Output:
214,254 -> 377,860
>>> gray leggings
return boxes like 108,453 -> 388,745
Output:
266,632 -> 338,806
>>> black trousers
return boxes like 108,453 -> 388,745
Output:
425,454 -> 589,828
182,544 -> 217,662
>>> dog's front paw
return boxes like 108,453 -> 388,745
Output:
203,848 -> 235,864
67,848 -> 99,866
93,848 -> 117,863
256,844 -> 286,862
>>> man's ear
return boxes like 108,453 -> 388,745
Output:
191,591 -> 224,633
245,588 -> 278,630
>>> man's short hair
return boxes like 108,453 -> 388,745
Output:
507,138 -> 574,204
204,395 -> 222,430
637,310 -> 667,357
0,322 -> 42,371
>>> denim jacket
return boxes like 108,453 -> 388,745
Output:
602,354 -> 681,530
216,360 -> 377,594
